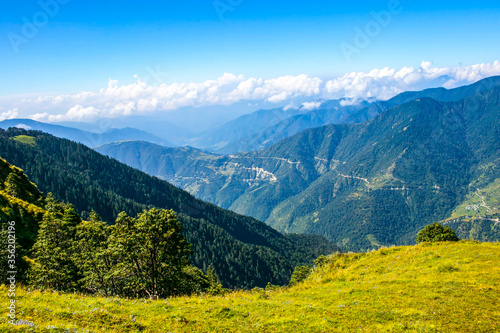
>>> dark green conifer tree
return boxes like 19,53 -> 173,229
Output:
28,200 -> 80,290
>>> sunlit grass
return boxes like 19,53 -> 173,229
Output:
2,241 -> 499,332
11,136 -> 37,146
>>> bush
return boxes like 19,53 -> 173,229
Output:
436,263 -> 459,273
416,223 -> 459,243
288,266 -> 311,286
265,282 -> 280,291
313,255 -> 329,267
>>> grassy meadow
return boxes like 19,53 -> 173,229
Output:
1,241 -> 499,332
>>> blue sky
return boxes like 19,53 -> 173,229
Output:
0,0 -> 499,122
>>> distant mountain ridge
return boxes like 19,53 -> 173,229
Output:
189,100 -> 372,154
218,103 -> 370,154
96,79 -> 500,251
60,116 -> 192,146
5,77 -> 500,155
188,76 -> 500,154
0,119 -> 174,147
344,75 -> 500,123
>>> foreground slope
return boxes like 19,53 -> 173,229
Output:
0,129 -> 337,288
2,241 -> 499,332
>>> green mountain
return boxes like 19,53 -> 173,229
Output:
217,102 -> 371,154
187,107 -> 307,152
97,84 -> 500,251
0,157 -> 46,282
344,75 -> 500,124
0,129 -> 338,288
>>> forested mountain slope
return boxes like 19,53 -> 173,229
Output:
0,129 -> 337,288
0,157 -> 45,282
344,75 -> 500,124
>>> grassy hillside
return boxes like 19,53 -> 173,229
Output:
2,241 -> 499,332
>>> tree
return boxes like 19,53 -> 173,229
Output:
73,211 -> 118,296
205,264 -> 227,295
5,172 -> 23,199
44,193 -> 63,214
313,255 -> 329,267
62,203 -> 81,226
28,207 -> 80,291
206,264 -> 220,286
416,222 -> 459,243
288,266 -> 312,286
179,266 -> 211,295
108,208 -> 192,299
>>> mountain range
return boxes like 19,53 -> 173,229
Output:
6,77 -> 500,156
186,100 -> 372,154
185,77 -> 500,154
96,78 -> 500,251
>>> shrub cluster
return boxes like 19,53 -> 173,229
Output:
26,195 -> 222,299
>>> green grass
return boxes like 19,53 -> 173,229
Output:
366,234 -> 383,248
2,241 -> 500,332
11,136 -> 37,146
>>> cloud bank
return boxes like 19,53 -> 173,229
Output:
2,61 -> 500,122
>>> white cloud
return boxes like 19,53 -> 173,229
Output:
267,91 -> 291,103
0,108 -> 19,121
15,123 -> 31,130
324,60 -> 500,101
301,101 -> 322,111
32,105 -> 101,122
3,61 -> 500,123
283,103 -> 299,111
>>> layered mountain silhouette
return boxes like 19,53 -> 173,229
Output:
97,78 -> 500,251
187,77 -> 500,154
0,119 -> 173,147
